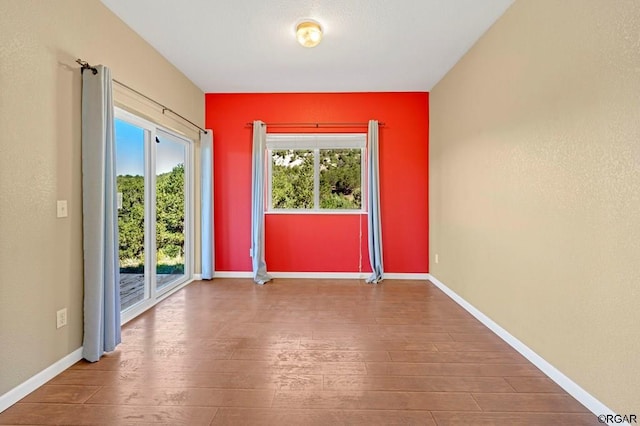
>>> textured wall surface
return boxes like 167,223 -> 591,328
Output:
430,0 -> 640,413
0,0 -> 203,396
206,93 -> 429,273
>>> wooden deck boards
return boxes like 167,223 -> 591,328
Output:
120,273 -> 184,310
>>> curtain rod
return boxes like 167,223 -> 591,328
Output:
244,122 -> 385,128
76,59 -> 207,134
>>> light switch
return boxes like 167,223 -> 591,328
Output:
56,200 -> 68,218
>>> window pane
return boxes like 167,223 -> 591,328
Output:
115,118 -> 146,311
155,132 -> 187,291
272,149 -> 314,209
319,149 -> 362,209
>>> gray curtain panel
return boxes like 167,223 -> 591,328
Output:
366,119 -> 384,283
251,121 -> 271,284
200,130 -> 215,280
81,65 -> 121,362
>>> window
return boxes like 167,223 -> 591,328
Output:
267,134 -> 365,212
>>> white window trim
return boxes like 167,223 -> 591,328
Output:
266,133 -> 367,214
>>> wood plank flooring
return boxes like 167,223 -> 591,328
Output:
0,278 -> 600,425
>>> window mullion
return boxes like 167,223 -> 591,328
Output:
267,150 -> 273,211
362,147 -> 367,213
148,128 -> 157,302
314,148 -> 320,210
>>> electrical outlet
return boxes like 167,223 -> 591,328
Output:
435,254 -> 439,264
56,308 -> 67,329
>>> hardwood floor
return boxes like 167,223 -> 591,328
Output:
0,279 -> 600,425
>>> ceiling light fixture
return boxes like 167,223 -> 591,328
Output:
296,20 -> 323,48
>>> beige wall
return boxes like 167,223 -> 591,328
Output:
0,0 -> 204,395
430,0 -> 640,413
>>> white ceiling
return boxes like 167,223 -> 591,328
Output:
101,0 -> 514,93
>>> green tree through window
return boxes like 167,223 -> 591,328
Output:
320,149 -> 362,209
272,149 -> 314,209
117,164 -> 185,273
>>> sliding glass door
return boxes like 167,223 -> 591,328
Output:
115,109 -> 193,321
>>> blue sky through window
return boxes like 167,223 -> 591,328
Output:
156,134 -> 185,175
116,119 -> 186,176
116,118 -> 144,176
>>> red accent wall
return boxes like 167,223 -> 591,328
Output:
205,93 -> 429,273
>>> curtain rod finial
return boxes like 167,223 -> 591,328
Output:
76,58 -> 97,75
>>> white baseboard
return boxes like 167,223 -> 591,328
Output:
213,271 -> 365,279
213,271 -> 253,278
426,274 -> 618,423
192,273 -> 202,280
0,347 -> 83,413
270,272 -> 368,279
384,273 -> 429,280
213,271 -> 428,280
